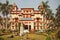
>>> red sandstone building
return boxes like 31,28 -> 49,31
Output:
10,3 -> 49,32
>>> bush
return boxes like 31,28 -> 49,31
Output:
0,33 -> 5,36
46,36 -> 51,40
8,35 -> 14,38
56,30 -> 60,39
1,29 -> 5,33
46,29 -> 53,35
0,38 -> 4,40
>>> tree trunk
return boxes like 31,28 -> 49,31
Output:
2,16 -> 5,29
5,18 -> 7,32
5,16 -> 8,32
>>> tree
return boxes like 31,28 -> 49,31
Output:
38,1 -> 49,13
38,1 -> 54,20
38,1 -> 54,30
55,5 -> 60,28
0,16 -> 3,30
18,22 -> 21,31
0,0 -> 12,32
0,16 -> 2,25
56,30 -> 60,39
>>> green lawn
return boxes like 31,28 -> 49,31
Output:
22,33 -> 47,40
0,35 -> 20,40
0,33 -> 47,40
0,30 -> 59,40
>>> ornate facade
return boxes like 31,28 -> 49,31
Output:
10,3 -> 49,32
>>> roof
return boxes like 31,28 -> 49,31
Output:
34,10 -> 41,14
21,8 -> 34,11
20,18 -> 32,20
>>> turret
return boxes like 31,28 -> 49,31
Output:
11,3 -> 18,11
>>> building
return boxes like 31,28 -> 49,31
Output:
10,3 -> 49,32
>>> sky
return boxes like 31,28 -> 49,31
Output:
0,0 -> 60,14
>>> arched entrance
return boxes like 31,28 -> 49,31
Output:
23,25 -> 31,31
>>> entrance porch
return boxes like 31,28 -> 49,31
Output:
19,20 -> 34,32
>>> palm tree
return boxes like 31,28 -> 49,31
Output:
0,0 -> 12,32
38,1 -> 54,19
38,1 -> 50,30
38,1 -> 54,30
38,1 -> 50,13
38,1 -> 54,31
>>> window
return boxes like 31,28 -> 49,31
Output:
12,26 -> 14,29
24,25 -> 28,29
23,15 -> 31,18
27,11 -> 28,12
37,18 -> 39,20
30,11 -> 31,12
23,15 -> 25,18
28,15 -> 31,18
26,15 -> 28,18
22,10 -> 23,13
15,18 -> 18,20
25,11 -> 27,13
31,10 -> 33,13
12,7 -> 16,11
13,18 -> 14,20
12,22 -> 14,25
40,18 -> 42,20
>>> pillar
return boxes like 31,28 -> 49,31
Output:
31,22 -> 34,32
35,26 -> 37,30
27,22 -> 29,31
20,23 -> 24,36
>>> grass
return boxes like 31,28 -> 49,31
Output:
22,33 -> 47,40
0,30 -> 59,40
0,33 -> 47,40
0,34 -> 20,40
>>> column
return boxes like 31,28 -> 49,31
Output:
27,22 -> 29,31
35,23 -> 37,30
35,23 -> 39,30
28,25 -> 29,31
35,26 -> 37,30
31,22 -> 34,32
20,23 -> 24,36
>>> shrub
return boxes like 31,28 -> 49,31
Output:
46,36 -> 51,40
1,29 -> 5,33
0,38 -> 4,40
56,30 -> 60,39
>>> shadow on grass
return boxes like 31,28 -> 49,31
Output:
35,32 -> 48,37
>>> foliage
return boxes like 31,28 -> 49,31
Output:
0,38 -> 4,40
55,5 -> 60,28
56,30 -> 60,39
38,1 -> 55,30
0,16 -> 3,25
0,0 -> 12,16
41,1 -> 54,20
18,22 -> 21,31
46,36 -> 51,40
0,0 -> 12,32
